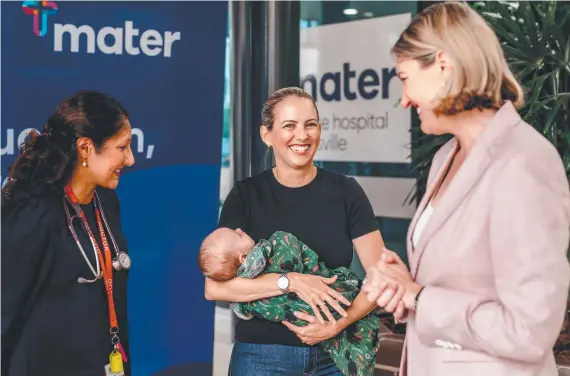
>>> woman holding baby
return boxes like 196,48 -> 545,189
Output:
204,87 -> 392,375
363,3 -> 570,376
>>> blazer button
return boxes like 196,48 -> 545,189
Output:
435,339 -> 446,347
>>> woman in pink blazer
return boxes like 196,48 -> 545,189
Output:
363,3 -> 570,376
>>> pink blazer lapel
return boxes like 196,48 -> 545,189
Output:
407,141 -> 458,277
407,102 -> 523,278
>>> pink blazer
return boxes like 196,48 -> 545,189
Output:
401,102 -> 570,376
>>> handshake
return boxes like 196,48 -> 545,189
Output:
362,249 -> 424,322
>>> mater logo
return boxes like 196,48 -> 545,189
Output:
22,0 -> 58,37
21,0 -> 181,57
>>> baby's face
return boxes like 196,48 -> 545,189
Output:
233,228 -> 255,253
218,227 -> 255,255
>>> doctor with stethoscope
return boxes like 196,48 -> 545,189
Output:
63,186 -> 132,283
2,91 -> 136,376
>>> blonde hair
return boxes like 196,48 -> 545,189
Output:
391,1 -> 524,116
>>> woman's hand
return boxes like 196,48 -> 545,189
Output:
282,311 -> 343,345
375,260 -> 423,310
393,301 -> 408,322
362,250 -> 406,309
288,273 -> 351,324
362,251 -> 423,311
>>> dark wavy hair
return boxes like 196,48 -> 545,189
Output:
2,90 -> 129,206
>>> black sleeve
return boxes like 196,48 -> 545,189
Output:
1,199 -> 56,360
218,183 -> 250,233
344,177 -> 379,239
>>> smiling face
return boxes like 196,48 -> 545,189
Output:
82,119 -> 135,189
396,55 -> 452,135
261,95 -> 321,170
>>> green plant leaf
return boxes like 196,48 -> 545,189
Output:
544,102 -> 561,138
520,3 -> 539,48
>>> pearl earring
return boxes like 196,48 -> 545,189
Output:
82,160 -> 87,167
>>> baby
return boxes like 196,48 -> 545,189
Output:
198,227 -> 255,282
198,228 -> 382,376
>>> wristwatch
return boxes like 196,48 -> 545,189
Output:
277,272 -> 290,294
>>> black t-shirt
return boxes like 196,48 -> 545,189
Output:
218,167 -> 379,346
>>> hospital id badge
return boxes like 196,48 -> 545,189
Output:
104,363 -> 125,376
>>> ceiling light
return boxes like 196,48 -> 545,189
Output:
364,12 -> 374,17
343,8 -> 358,15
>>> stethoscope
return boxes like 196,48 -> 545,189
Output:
63,191 -> 131,284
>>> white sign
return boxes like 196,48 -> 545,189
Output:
300,13 -> 412,163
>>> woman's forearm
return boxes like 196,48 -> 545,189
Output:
204,273 -> 282,302
342,230 -> 385,328
336,290 -> 377,330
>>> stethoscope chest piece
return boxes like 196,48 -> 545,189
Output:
112,252 -> 132,271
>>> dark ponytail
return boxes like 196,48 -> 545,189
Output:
2,90 -> 129,206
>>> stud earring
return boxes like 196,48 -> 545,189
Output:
82,160 -> 87,167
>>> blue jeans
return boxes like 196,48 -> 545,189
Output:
228,342 -> 343,376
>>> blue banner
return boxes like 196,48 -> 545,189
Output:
1,1 -> 228,374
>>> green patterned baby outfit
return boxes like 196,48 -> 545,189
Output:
231,231 -> 382,376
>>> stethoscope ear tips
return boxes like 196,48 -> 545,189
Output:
77,276 -> 100,284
